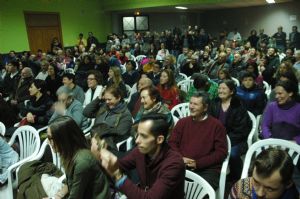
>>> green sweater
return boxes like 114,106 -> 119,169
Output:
186,80 -> 219,102
66,149 -> 110,199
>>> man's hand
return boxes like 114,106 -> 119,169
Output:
26,112 -> 35,123
54,102 -> 66,115
183,157 -> 196,169
100,148 -> 119,177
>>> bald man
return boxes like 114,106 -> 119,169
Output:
127,77 -> 153,117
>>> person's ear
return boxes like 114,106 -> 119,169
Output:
156,135 -> 165,145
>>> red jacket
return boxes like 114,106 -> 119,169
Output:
157,85 -> 180,110
118,145 -> 185,199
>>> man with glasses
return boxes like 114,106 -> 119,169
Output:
229,148 -> 299,199
98,113 -> 185,199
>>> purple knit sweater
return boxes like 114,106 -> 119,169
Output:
262,101 -> 300,144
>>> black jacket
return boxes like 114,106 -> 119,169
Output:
209,96 -> 252,148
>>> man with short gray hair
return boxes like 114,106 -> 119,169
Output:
169,91 -> 227,189
49,86 -> 88,129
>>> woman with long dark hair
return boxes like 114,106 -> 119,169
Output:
47,116 -> 110,199
157,69 -> 180,110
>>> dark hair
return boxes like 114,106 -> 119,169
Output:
193,73 -> 209,91
139,113 -> 170,141
160,69 -> 176,88
48,116 -> 87,172
218,68 -> 231,80
32,79 -> 47,94
104,85 -> 123,100
48,64 -> 59,76
246,61 -> 259,77
240,71 -> 256,81
279,71 -> 298,85
253,148 -> 294,185
62,72 -> 75,81
126,60 -> 137,70
191,91 -> 210,108
87,70 -> 103,85
154,60 -> 163,69
9,60 -> 20,68
91,123 -> 117,151
219,79 -> 237,95
275,80 -> 300,101
141,86 -> 162,102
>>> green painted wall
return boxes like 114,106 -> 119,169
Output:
0,0 -> 111,53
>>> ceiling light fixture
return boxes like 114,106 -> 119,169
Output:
175,6 -> 188,10
266,0 -> 275,3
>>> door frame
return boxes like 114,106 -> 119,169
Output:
24,11 -> 63,53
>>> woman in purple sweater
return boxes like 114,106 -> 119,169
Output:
262,80 -> 300,143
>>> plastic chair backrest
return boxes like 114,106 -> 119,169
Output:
0,121 -> 6,136
247,111 -> 258,148
241,138 -> 300,179
263,81 -> 272,98
8,125 -> 41,160
116,136 -> 133,152
0,125 -> 41,199
216,135 -> 231,199
179,73 -> 188,80
136,55 -> 147,63
171,103 -> 190,125
185,170 -> 216,199
35,139 -> 64,172
177,79 -> 194,93
231,77 -> 240,86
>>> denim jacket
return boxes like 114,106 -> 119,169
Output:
0,137 -> 19,183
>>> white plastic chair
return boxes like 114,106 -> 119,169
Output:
177,79 -> 194,93
263,81 -> 272,98
178,73 -> 188,80
83,118 -> 95,138
185,170 -> 216,199
0,125 -> 41,199
135,55 -> 147,63
171,103 -> 190,125
116,136 -> 133,152
231,77 -> 240,86
129,54 -> 136,62
241,138 -> 300,179
33,139 -> 64,172
0,121 -> 6,136
247,111 -> 258,148
216,135 -> 231,199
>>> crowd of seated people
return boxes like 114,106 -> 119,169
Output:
0,24 -> 300,198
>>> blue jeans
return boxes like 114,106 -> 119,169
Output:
229,144 -> 243,181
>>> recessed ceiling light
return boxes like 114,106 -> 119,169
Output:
266,0 -> 275,3
175,6 -> 188,10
